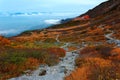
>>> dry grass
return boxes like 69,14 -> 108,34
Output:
65,46 -> 120,80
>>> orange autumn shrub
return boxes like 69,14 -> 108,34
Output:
109,48 -> 120,61
0,36 -> 11,46
105,25 -> 112,29
84,37 -> 94,42
88,27 -> 104,36
84,58 -> 112,68
80,46 -> 101,58
65,67 -> 90,80
113,33 -> 120,39
0,63 -> 20,79
111,48 -> 120,54
66,58 -> 119,80
0,47 -> 66,79
85,58 -> 119,80
48,48 -> 66,57
12,44 -> 25,49
0,63 -> 17,74
0,58 -> 39,80
68,46 -> 120,80
24,58 -> 39,70
80,45 -> 112,58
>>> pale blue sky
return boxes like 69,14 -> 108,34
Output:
0,0 -> 107,12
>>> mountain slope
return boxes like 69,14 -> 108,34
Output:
13,0 -> 120,43
11,1 -> 120,79
0,0 -> 120,79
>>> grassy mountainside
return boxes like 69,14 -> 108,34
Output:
13,0 -> 120,44
0,0 -> 120,79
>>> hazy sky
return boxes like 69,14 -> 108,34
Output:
0,0 -> 107,12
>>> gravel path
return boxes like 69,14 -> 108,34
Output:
105,33 -> 120,47
10,51 -> 78,80
9,35 -> 79,80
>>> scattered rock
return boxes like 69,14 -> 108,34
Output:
39,70 -> 46,76
24,70 -> 32,76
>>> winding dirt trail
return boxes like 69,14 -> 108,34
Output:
105,32 -> 120,47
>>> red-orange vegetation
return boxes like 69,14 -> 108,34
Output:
66,45 -> 120,80
66,58 -> 119,80
88,27 -> 104,35
80,46 -> 101,58
80,45 -> 113,58
109,48 -> 120,61
65,67 -> 90,80
0,58 -> 40,79
0,36 -> 11,46
112,31 -> 120,39
0,47 -> 66,79
12,44 -> 26,49
24,58 -> 40,69
48,48 -> 66,57
84,37 -> 94,42
104,25 -> 112,29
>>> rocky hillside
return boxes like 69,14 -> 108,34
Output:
81,0 -> 120,18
